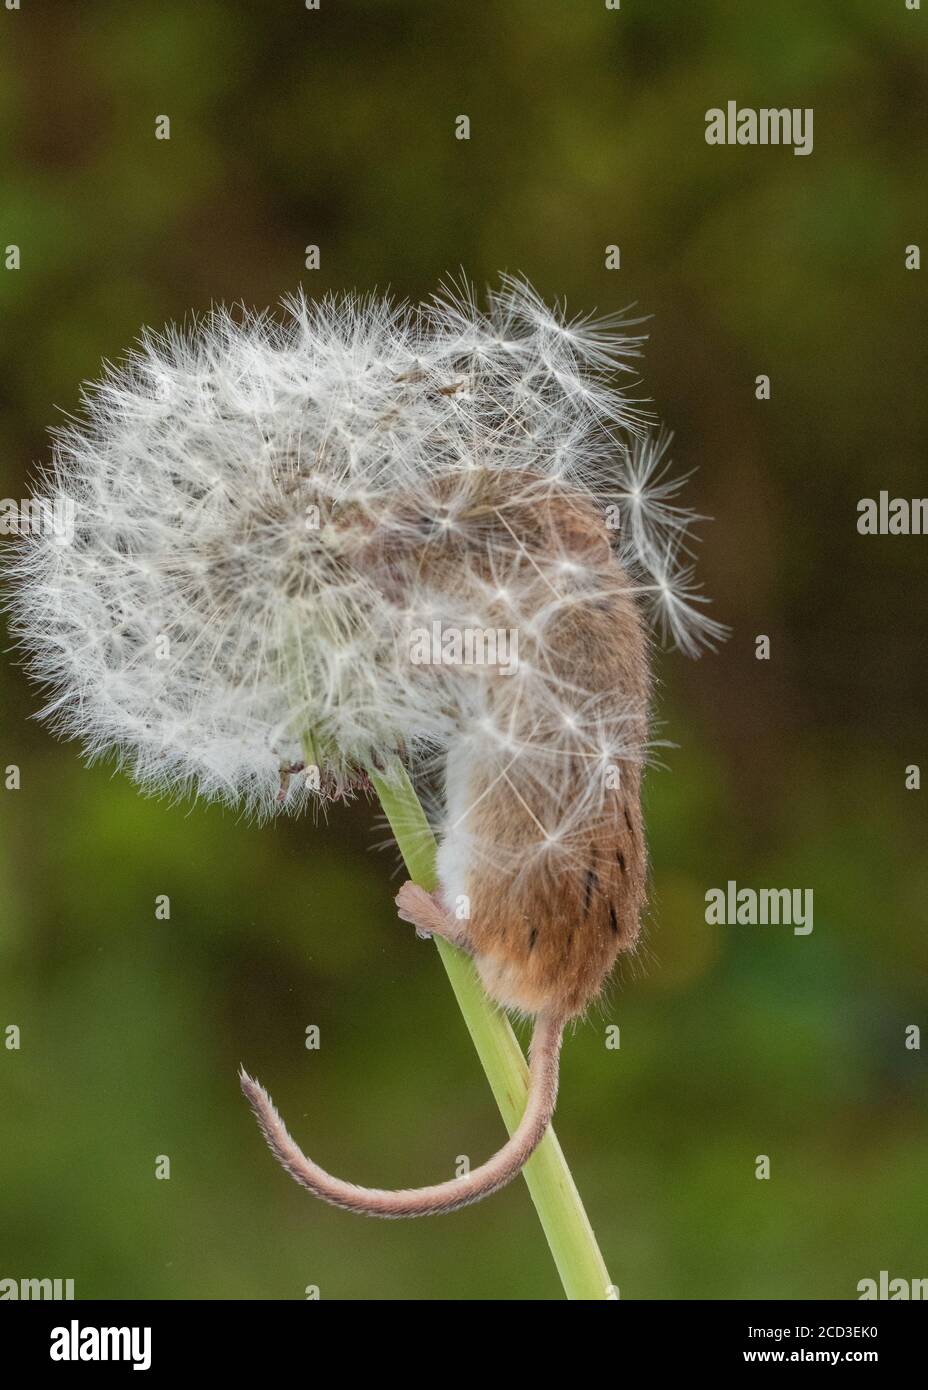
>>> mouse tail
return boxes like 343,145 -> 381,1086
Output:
239,1010 -> 563,1218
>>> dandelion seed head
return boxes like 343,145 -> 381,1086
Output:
7,277 -> 723,820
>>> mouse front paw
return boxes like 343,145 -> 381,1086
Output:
395,880 -> 441,939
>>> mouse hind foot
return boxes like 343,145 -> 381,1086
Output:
395,881 -> 471,951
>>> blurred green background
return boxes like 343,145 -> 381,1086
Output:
1,0 -> 926,1300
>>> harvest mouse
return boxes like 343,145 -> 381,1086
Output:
240,467 -> 649,1216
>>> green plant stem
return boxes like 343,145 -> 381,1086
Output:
369,761 -> 614,1301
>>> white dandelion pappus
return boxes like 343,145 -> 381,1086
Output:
6,277 -> 720,821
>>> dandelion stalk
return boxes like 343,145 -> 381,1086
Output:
370,761 -> 614,1301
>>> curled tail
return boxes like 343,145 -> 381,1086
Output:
239,1010 -> 563,1218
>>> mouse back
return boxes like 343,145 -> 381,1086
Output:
428,479 -> 650,1018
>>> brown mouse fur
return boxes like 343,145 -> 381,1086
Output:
241,468 -> 649,1216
